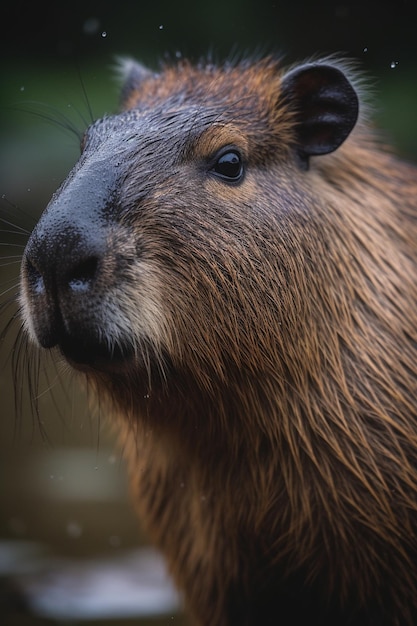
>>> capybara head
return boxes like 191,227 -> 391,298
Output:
20,56 -> 417,625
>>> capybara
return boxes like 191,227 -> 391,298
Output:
19,56 -> 417,625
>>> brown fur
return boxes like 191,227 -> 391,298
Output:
20,57 -> 417,625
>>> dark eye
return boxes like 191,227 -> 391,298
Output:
211,149 -> 244,183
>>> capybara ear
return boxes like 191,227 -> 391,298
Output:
115,57 -> 155,106
281,63 -> 359,163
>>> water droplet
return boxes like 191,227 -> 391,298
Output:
20,86 -> 25,91
101,31 -> 107,38
390,60 -> 399,69
363,47 -> 368,53
175,50 -> 182,59
66,521 -> 83,538
27,188 -> 31,192
159,24 -> 164,30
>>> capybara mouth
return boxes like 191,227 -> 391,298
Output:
58,333 -> 134,371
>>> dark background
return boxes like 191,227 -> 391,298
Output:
0,1 -> 416,624
3,0 -> 417,71
1,0 -> 417,211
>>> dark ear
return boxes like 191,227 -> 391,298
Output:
114,57 -> 155,106
281,63 -> 359,164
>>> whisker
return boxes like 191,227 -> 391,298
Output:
0,228 -> 31,237
34,365 -> 66,402
9,325 -> 56,445
0,217 -> 31,236
0,283 -> 20,299
0,260 -> 22,269
11,101 -> 84,142
0,298 -> 19,334
0,234 -> 29,242
0,194 -> 38,230
75,63 -> 95,125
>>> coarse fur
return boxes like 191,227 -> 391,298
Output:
19,55 -> 417,625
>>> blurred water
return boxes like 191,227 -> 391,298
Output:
1,541 -> 180,621
0,442 -> 185,624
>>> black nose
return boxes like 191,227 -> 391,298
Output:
24,138 -> 123,288
24,218 -> 104,294
65,255 -> 100,293
20,130 -> 129,352
25,236 -> 101,299
22,220 -> 106,349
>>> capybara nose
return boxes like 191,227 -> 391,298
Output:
21,141 -> 122,348
24,244 -> 100,299
62,255 -> 100,293
23,222 -> 103,301
21,218 -> 108,350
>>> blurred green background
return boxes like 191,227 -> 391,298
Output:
0,1 -> 416,624
1,0 -> 417,223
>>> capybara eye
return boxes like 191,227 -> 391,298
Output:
212,149 -> 244,183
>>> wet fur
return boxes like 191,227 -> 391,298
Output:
19,57 -> 417,625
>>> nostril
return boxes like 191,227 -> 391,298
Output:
25,258 -> 46,295
67,256 -> 99,293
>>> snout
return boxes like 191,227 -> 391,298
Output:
20,111 -> 176,373
22,220 -> 106,353
20,152 -> 136,367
